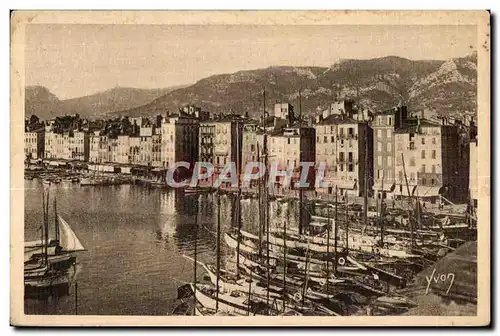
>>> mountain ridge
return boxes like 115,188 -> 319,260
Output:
26,53 -> 477,120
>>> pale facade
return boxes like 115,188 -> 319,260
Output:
394,120 -> 462,202
314,116 -> 371,197
116,135 -> 130,164
162,116 -> 199,169
24,131 -> 45,160
89,133 -> 100,163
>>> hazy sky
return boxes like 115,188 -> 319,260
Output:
25,24 -> 477,100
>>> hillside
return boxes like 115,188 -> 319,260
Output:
114,54 -> 476,119
25,85 -> 186,120
26,54 -> 477,120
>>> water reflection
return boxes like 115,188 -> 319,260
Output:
24,180 -> 311,315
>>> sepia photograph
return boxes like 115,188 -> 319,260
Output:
10,10 -> 490,326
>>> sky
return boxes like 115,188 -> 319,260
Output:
25,24 -> 477,100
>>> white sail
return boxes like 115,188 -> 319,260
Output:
58,215 -> 85,252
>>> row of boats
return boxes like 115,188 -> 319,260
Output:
171,188 -> 476,316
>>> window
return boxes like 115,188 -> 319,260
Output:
317,136 -> 320,143
340,164 -> 344,172
432,150 -> 436,159
422,164 -> 426,173
422,178 -> 426,185
348,127 -> 354,136
432,137 -> 436,144
378,156 -> 382,165
388,117 -> 392,126
331,136 -> 334,142
348,152 -> 353,162
339,128 -> 344,137
339,152 -> 345,162
377,129 -> 382,138
324,136 -> 327,143
410,157 -> 415,166
409,142 -> 415,150
421,150 -> 426,159
387,156 -> 392,166
432,165 -> 436,173
348,164 -> 354,172
288,138 -> 291,145
377,142 -> 382,152
387,129 -> 392,137
387,142 -> 392,151
431,178 -> 435,185
421,137 -> 425,145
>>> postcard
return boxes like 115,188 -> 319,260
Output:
11,10 -> 490,326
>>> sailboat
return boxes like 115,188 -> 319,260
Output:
24,195 -> 85,291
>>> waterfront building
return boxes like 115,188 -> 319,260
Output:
24,130 -> 45,160
199,121 -> 216,166
116,135 -> 130,164
394,118 -> 466,203
371,107 -> 403,199
268,123 -> 316,189
161,114 -> 199,169
241,121 -> 265,181
129,136 -> 141,165
214,117 -> 244,175
314,115 -> 372,197
89,132 -> 100,163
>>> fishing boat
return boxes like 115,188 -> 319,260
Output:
24,194 -> 85,291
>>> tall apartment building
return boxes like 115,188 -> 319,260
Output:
199,122 -> 216,165
161,114 -> 199,169
89,132 -> 100,163
241,121 -> 265,176
314,115 -> 372,197
394,118 -> 465,203
43,131 -> 89,161
116,135 -> 130,164
268,124 -> 316,189
24,131 -> 45,160
371,107 -> 407,199
200,117 -> 243,174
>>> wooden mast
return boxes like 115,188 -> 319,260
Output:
379,172 -> 385,246
236,121 -> 242,277
193,200 -> 198,315
215,189 -> 221,312
41,191 -> 46,264
282,203 -> 288,312
263,87 -> 271,313
334,186 -> 338,275
326,203 -> 331,292
401,153 -> 415,248
54,197 -> 59,242
44,189 -> 49,265
345,192 -> 349,253
257,142 -> 263,259
363,132 -> 369,228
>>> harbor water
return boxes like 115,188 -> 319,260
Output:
24,179 -> 301,315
